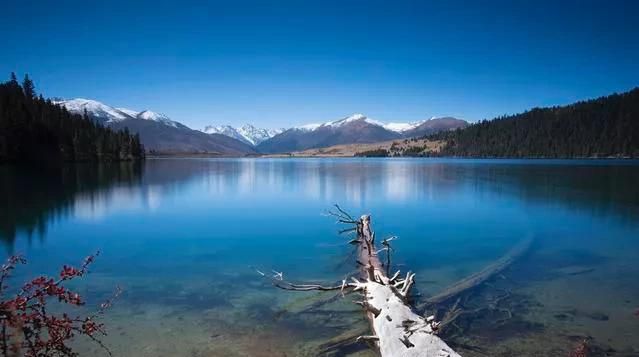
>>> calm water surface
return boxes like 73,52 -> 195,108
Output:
2,158 -> 639,356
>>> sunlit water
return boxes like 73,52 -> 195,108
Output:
2,158 -> 639,356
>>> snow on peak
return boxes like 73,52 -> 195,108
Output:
135,110 -> 181,128
383,120 -> 427,132
295,123 -> 322,131
345,113 -> 366,120
54,98 -> 132,122
267,128 -> 285,137
294,113 -> 384,130
290,113 -> 455,133
137,110 -> 166,121
237,124 -> 277,146
115,107 -> 139,118
203,125 -> 230,135
323,113 -> 384,128
203,125 -> 243,143
202,124 -> 283,145
292,113 -> 380,131
54,98 -> 185,129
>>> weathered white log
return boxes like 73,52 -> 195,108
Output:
352,214 -> 461,357
259,209 -> 461,356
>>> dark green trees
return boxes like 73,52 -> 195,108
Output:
430,88 -> 639,158
0,73 -> 144,163
22,74 -> 35,99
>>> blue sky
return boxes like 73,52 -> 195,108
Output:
2,0 -> 638,129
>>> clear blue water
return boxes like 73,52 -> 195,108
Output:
2,158 -> 639,356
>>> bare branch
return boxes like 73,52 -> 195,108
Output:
340,227 -> 357,235
271,270 -> 284,281
274,280 -> 355,292
254,267 -> 356,292
333,204 -> 356,222
325,204 -> 359,224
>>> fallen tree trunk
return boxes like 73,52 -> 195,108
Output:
352,215 -> 461,357
420,236 -> 533,308
260,208 -> 461,357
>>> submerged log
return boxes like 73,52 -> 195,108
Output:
420,236 -> 533,308
260,208 -> 461,357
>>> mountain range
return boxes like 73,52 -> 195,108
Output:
54,99 -> 257,155
256,114 -> 468,153
54,98 -> 467,155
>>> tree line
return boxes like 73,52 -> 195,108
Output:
0,73 -> 144,163
427,87 -> 639,158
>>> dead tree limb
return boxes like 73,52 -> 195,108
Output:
350,214 -> 460,356
259,211 -> 461,357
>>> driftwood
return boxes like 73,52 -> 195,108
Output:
419,236 -> 533,309
259,207 -> 460,357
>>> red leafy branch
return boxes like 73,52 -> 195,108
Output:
569,339 -> 589,357
0,252 -> 120,357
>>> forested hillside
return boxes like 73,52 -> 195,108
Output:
0,73 -> 144,163
431,88 -> 639,158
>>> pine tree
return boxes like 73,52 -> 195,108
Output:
22,74 -> 36,99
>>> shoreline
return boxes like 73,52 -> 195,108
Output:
146,153 -> 639,160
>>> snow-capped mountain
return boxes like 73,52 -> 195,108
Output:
238,125 -> 284,145
293,113 -> 383,131
258,113 -> 401,153
257,113 -> 468,153
203,125 -> 241,137
52,100 -> 465,154
53,98 -> 131,123
202,124 -> 284,146
54,98 -> 184,128
53,98 -> 256,155
291,114 -> 430,133
317,113 -> 385,128
289,113 -> 467,135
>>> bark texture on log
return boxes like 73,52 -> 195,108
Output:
351,215 -> 461,357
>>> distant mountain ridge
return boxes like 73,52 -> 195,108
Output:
54,98 -> 256,155
55,98 -> 467,154
256,114 -> 468,153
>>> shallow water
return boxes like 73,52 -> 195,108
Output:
2,158 -> 639,356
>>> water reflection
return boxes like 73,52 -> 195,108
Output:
0,163 -> 142,247
2,159 -> 638,248
160,158 -> 639,222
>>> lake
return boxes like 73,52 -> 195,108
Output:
2,158 -> 639,356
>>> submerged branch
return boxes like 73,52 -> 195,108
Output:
419,235 -> 534,309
